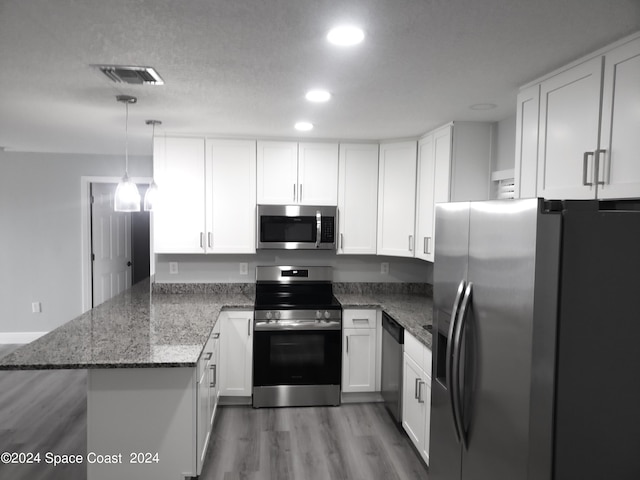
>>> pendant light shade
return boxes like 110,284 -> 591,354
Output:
143,119 -> 162,211
114,95 -> 141,212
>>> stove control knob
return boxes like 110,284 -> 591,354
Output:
323,310 -> 331,320
274,311 -> 281,320
265,311 -> 272,321
316,310 -> 322,320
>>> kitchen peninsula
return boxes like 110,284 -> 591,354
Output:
0,279 -> 432,480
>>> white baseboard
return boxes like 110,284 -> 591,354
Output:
0,331 -> 48,344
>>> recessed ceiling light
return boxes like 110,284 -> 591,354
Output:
327,25 -> 365,46
470,103 -> 497,110
295,122 -> 314,131
305,90 -> 332,102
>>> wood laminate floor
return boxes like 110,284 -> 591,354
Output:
0,344 -> 429,480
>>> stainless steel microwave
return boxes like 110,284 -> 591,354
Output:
256,205 -> 337,250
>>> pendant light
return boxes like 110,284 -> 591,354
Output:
143,119 -> 161,211
114,95 -> 141,212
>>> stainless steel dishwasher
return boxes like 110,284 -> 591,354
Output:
381,312 -> 404,424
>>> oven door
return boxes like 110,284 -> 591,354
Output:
253,329 -> 341,387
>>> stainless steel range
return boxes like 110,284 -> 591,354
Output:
252,266 -> 342,408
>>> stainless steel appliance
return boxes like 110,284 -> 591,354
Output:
431,198 -> 640,480
381,312 -> 404,423
256,204 -> 337,250
252,266 -> 342,408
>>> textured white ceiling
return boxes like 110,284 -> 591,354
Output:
0,0 -> 639,155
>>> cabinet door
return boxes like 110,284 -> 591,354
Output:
342,327 -> 377,393
402,353 -> 426,451
598,37 -> 640,199
298,142 -> 339,205
256,141 -> 298,204
514,85 -> 540,198
377,141 -> 418,257
421,379 -> 431,465
219,311 -> 253,397
415,134 -> 436,261
337,143 -> 379,254
206,139 -> 256,253
537,57 -> 603,199
209,323 -> 220,426
153,136 -> 206,253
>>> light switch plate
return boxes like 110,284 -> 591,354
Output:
381,262 -> 389,275
169,262 -> 179,274
239,263 -> 248,275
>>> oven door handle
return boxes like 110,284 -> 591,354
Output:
254,321 -> 342,331
315,210 -> 322,248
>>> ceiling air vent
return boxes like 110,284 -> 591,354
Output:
94,65 -> 164,85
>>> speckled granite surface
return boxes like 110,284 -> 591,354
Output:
335,291 -> 433,349
0,280 -> 254,370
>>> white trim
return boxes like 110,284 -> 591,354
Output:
80,176 -> 152,313
0,331 -> 48,344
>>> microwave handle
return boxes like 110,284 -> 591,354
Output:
316,211 -> 321,248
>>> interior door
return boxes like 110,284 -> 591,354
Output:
91,183 -> 132,307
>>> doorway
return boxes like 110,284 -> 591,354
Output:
83,179 -> 151,309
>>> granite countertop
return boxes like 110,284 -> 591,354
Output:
0,280 -> 254,370
335,292 -> 433,349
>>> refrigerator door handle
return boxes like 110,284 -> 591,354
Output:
452,282 -> 473,450
446,279 -> 466,444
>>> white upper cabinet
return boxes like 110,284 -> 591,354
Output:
598,36 -> 640,199
514,84 -> 540,199
257,141 -> 338,205
377,141 -> 418,257
415,135 -> 436,261
337,143 -> 379,255
206,139 -> 256,253
298,142 -> 339,205
256,141 -> 298,204
414,122 -> 492,263
537,57 -> 604,200
153,136 -> 256,254
153,136 -> 206,253
517,33 -> 640,200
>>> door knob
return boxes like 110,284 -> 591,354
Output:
127,261 -> 132,267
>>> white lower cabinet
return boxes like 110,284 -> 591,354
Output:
219,310 -> 253,397
342,309 -> 381,393
197,322 -> 220,473
402,331 -> 432,466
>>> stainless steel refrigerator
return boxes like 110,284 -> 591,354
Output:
431,198 -> 640,480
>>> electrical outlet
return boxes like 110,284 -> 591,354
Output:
31,302 -> 42,313
381,262 -> 389,275
239,263 -> 248,275
169,262 -> 179,274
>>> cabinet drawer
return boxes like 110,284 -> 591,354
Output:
343,309 -> 377,329
405,331 -> 432,379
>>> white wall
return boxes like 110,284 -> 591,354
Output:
494,114 -> 516,172
155,252 -> 432,284
0,150 -> 151,338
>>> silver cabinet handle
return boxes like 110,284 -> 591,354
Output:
213,332 -> 220,339
210,364 -> 217,388
423,236 -> 432,255
346,335 -> 349,354
208,232 -> 213,248
247,319 -> 251,337
595,149 -> 607,186
409,235 -> 414,252
204,352 -> 212,361
583,152 -> 594,186
415,377 -> 421,399
293,184 -> 296,202
340,233 -> 344,251
299,184 -> 303,202
418,380 -> 426,404
200,232 -> 205,249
